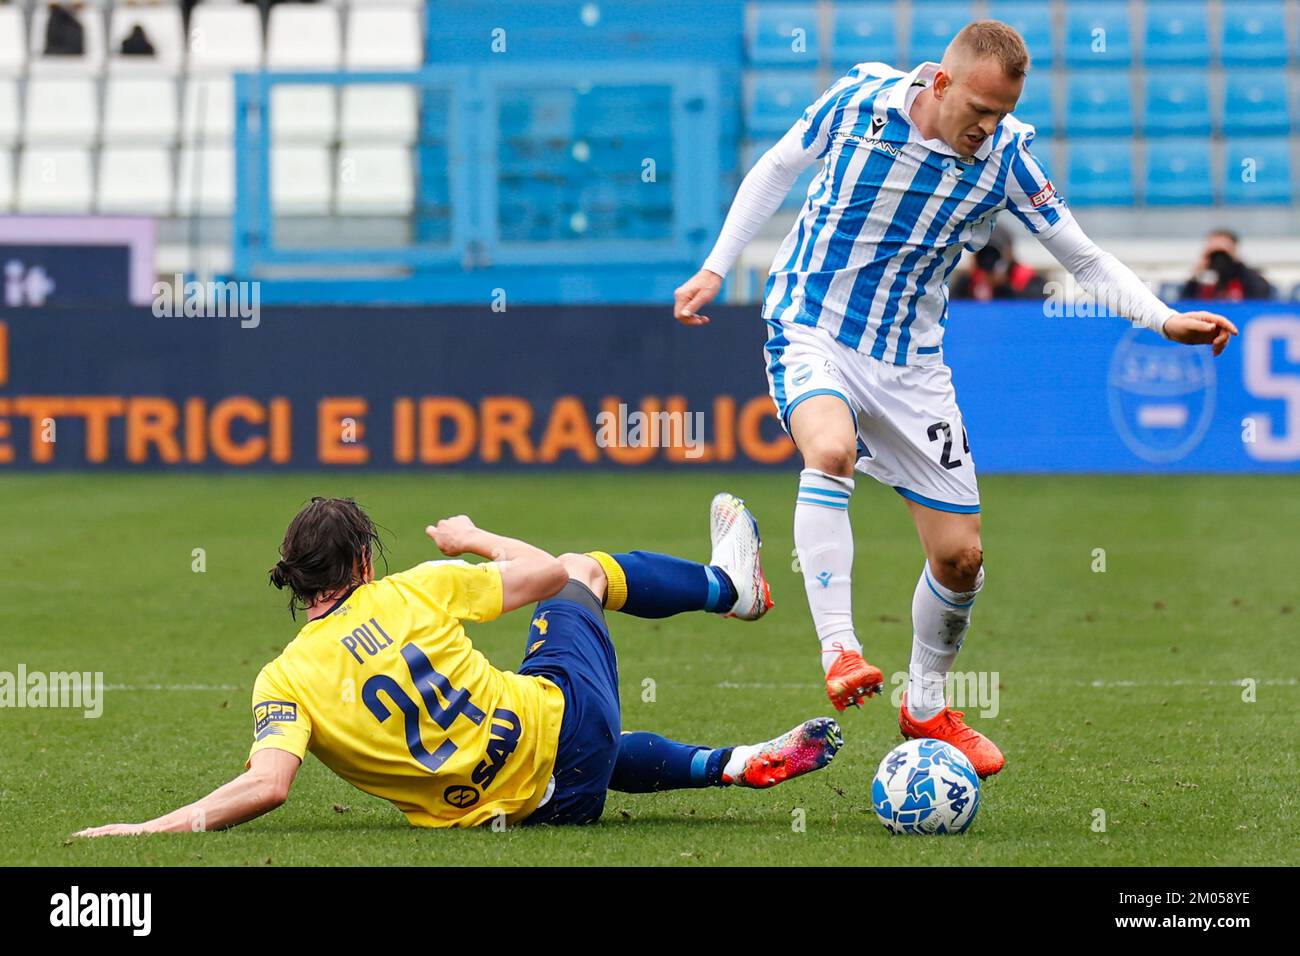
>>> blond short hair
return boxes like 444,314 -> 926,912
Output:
947,19 -> 1031,78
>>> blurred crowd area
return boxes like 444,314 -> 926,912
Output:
951,225 -> 1280,302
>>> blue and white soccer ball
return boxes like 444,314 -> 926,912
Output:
872,738 -> 981,835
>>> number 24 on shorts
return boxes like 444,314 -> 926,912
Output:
927,421 -> 969,471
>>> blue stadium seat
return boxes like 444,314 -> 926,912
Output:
1222,138 -> 1293,204
1065,73 -> 1133,136
1011,73 -> 1054,136
987,1 -> 1054,66
1065,1 -> 1133,68
1142,140 -> 1214,205
1067,141 -> 1136,206
1221,70 -> 1291,136
747,3 -> 820,67
426,0 -> 743,63
908,1 -> 973,64
744,141 -> 818,209
1143,2 -> 1210,66
746,71 -> 820,136
1143,70 -> 1211,137
830,3 -> 899,71
1220,1 -> 1289,67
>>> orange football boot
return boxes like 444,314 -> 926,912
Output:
824,649 -> 885,711
899,691 -> 1005,778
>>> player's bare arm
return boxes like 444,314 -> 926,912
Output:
426,514 -> 568,613
75,748 -> 301,838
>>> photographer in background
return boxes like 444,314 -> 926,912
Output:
951,226 -> 1046,301
1180,229 -> 1274,302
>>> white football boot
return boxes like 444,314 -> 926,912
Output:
708,492 -> 774,620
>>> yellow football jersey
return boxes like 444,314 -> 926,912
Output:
247,559 -> 565,827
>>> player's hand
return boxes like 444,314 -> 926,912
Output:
74,823 -> 147,838
426,515 -> 480,556
1162,311 -> 1239,356
673,269 -> 723,325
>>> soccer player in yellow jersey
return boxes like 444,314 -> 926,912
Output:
76,493 -> 842,834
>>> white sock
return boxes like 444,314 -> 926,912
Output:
907,562 -> 984,722
793,467 -> 861,673
722,745 -> 754,783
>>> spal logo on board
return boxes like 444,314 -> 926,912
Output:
1107,328 -> 1216,464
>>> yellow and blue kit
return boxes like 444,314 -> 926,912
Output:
250,548 -> 748,827
248,560 -> 565,827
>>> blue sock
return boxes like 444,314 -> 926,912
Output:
605,550 -> 737,618
609,732 -> 734,792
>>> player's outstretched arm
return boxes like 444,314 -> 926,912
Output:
1036,219 -> 1239,356
674,123 -> 821,325
427,515 -> 568,613
74,748 -> 301,837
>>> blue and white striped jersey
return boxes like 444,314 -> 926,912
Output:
763,61 -> 1072,366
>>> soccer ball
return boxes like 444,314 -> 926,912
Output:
872,738 -> 981,835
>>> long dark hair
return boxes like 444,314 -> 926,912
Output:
269,497 -> 387,618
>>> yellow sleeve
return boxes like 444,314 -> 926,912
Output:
391,559 -> 505,623
246,661 -> 312,766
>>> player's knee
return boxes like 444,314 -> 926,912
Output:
801,435 -> 856,477
934,544 -> 983,591
558,552 -> 607,603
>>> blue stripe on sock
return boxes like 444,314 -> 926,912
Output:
923,569 -> 976,609
798,485 -> 851,499
689,748 -> 712,784
703,567 -> 722,612
797,496 -> 848,509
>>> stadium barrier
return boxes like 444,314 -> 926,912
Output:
231,65 -> 722,306
0,304 -> 1296,472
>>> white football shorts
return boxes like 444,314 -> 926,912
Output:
764,319 -> 980,514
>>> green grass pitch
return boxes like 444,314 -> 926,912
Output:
1,472 -> 1296,866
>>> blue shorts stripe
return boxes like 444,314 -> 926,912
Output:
783,387 -> 854,431
765,319 -> 791,421
893,486 -> 981,514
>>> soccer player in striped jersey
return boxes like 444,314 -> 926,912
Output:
673,20 -> 1238,777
